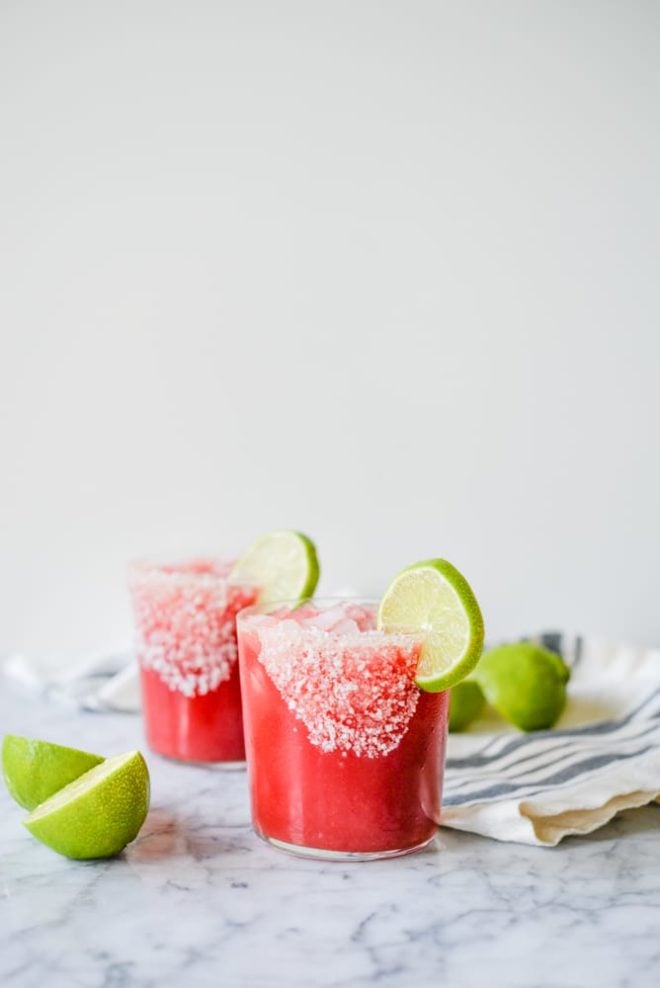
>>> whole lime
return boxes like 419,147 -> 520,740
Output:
473,642 -> 569,731
545,649 -> 571,684
448,680 -> 486,732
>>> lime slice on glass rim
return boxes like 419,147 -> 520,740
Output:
230,530 -> 320,604
377,558 -> 484,692
2,734 -> 104,811
24,750 -> 150,860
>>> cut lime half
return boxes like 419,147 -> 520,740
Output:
24,750 -> 150,860
230,530 -> 320,604
2,735 -> 104,811
377,558 -> 484,692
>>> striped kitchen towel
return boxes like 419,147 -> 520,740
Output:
442,633 -> 660,845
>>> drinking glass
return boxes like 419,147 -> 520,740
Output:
237,598 -> 449,859
129,559 -> 257,764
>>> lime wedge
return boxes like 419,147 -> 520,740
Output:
24,750 -> 150,859
2,735 -> 104,810
230,530 -> 320,604
377,558 -> 484,692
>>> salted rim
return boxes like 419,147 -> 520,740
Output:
127,557 -> 257,592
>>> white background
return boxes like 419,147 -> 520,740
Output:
1,1 -> 659,658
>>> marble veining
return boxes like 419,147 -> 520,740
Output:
1,686 -> 660,988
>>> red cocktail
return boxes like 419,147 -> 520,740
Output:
237,599 -> 449,859
129,559 -> 258,763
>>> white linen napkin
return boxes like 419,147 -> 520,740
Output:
442,633 -> 660,845
3,650 -> 140,712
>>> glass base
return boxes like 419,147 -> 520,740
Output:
155,753 -> 246,771
257,831 -> 437,862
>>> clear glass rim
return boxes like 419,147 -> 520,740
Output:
236,596 -> 424,639
239,594 -> 376,614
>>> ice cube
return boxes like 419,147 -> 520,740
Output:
345,604 -> 376,631
288,605 -> 318,624
277,619 -> 302,638
305,606 -> 348,631
330,619 -> 360,636
245,613 -> 274,628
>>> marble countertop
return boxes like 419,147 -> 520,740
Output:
1,684 -> 659,988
